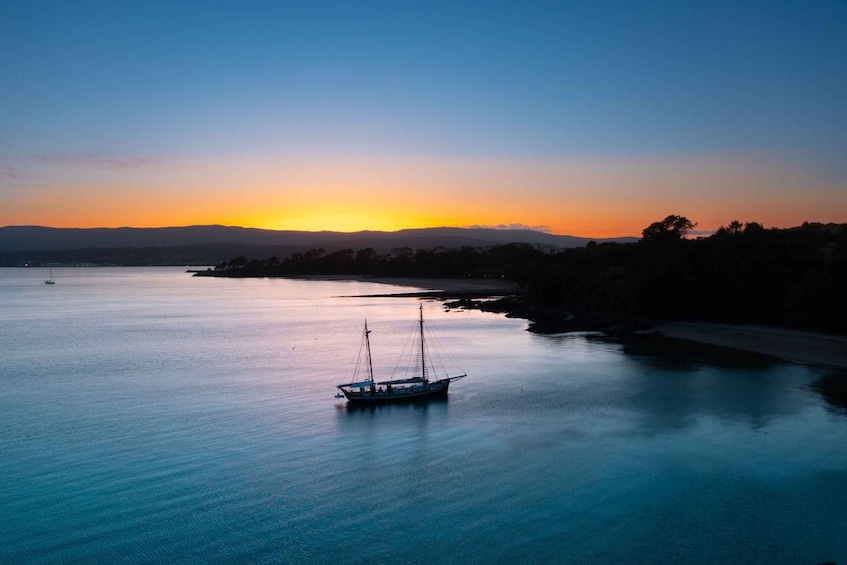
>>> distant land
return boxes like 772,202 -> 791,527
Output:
0,225 -> 636,267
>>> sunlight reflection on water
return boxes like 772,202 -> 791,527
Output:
1,268 -> 846,564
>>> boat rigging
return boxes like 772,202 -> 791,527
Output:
335,305 -> 466,404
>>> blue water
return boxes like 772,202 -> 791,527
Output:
2,268 -> 846,563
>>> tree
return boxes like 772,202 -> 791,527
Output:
715,220 -> 743,236
303,248 -> 325,262
228,256 -> 247,269
744,222 -> 764,234
356,247 -> 378,264
641,215 -> 697,244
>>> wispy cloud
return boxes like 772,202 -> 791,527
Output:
32,153 -> 159,169
466,223 -> 551,233
0,166 -> 17,180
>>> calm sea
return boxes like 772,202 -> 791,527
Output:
2,267 -> 845,564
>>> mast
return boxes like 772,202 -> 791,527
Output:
364,320 -> 375,384
419,305 -> 428,383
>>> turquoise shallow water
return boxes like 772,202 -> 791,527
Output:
1,268 -> 846,563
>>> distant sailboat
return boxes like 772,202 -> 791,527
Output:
44,268 -> 55,285
336,305 -> 466,404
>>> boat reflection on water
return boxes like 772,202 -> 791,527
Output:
337,397 -> 449,413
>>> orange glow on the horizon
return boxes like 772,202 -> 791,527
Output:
3,153 -> 845,239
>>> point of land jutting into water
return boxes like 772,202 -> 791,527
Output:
192,218 -> 847,369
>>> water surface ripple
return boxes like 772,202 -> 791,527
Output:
1,268 -> 845,563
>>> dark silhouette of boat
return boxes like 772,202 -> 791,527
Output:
336,305 -> 466,404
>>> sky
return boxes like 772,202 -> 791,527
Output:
1,1 -> 845,237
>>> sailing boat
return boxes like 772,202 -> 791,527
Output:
44,268 -> 56,285
336,305 -> 466,404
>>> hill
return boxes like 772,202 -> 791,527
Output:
0,225 -> 635,266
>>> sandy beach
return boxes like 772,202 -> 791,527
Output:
659,322 -> 847,369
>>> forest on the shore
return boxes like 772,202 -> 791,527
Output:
200,217 -> 847,335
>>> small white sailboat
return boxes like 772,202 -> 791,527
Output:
44,268 -> 56,285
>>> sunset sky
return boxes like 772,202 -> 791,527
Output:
1,1 -> 845,237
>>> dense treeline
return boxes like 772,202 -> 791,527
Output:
524,219 -> 846,333
207,217 -> 847,334
209,243 -> 546,281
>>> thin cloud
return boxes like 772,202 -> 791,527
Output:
466,223 -> 551,233
0,166 -> 17,180
32,153 -> 158,169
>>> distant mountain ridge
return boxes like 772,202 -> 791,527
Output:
0,225 -> 635,254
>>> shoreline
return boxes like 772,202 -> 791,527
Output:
658,322 -> 847,370
202,272 -> 525,294
359,276 -> 522,293
196,272 -> 847,369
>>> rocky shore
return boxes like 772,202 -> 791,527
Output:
352,277 -> 847,370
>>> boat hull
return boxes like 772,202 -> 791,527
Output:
340,379 -> 451,405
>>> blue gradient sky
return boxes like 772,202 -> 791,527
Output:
1,1 -> 845,236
